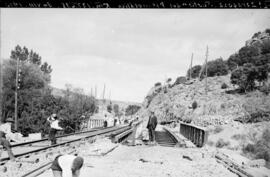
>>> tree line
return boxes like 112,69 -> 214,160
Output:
183,29 -> 270,93
1,45 -> 97,136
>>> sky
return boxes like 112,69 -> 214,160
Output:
1,9 -> 270,103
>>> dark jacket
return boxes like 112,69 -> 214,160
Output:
147,115 -> 157,130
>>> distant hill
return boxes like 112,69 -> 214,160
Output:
51,87 -> 141,110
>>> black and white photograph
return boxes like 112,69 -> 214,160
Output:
0,8 -> 270,177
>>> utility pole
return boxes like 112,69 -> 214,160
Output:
15,56 -> 20,131
0,9 -> 2,124
91,87 -> 93,97
108,90 -> 111,101
205,46 -> 209,95
95,85 -> 97,99
189,53 -> 193,80
0,57 -> 2,124
102,84 -> 106,102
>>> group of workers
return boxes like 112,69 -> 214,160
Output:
0,114 -> 83,177
0,111 -> 158,177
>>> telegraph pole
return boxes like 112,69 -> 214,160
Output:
205,46 -> 209,95
15,56 -> 19,131
91,87 -> 93,97
0,56 -> 2,124
102,84 -> 106,102
189,53 -> 193,80
108,90 -> 111,101
95,85 -> 97,99
0,10 -> 2,123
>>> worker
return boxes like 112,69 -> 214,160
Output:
113,118 -> 117,126
47,114 -> 63,145
103,120 -> 108,128
0,117 -> 16,160
51,154 -> 84,177
146,111 -> 158,144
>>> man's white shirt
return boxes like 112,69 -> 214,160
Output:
50,120 -> 63,130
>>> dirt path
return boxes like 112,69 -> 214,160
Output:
39,143 -> 236,177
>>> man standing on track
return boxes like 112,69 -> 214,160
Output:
51,154 -> 84,177
47,114 -> 63,145
146,111 -> 158,145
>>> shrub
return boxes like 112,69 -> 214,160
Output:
186,65 -> 202,79
243,129 -> 270,162
260,84 -> 270,95
125,104 -> 141,116
206,58 -> 229,77
231,64 -> 257,92
221,83 -> 228,89
155,82 -> 162,87
173,76 -> 187,86
216,138 -> 230,148
192,101 -> 198,110
265,28 -> 270,36
243,143 -> 255,153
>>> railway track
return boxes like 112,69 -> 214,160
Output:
155,131 -> 178,147
0,125 -> 134,177
0,125 -> 129,162
154,126 -> 186,147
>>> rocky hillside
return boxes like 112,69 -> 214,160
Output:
138,29 -> 270,127
138,74 -> 270,127
246,29 -> 270,47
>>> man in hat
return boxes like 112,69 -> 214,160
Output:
0,117 -> 16,160
146,111 -> 158,144
47,114 -> 63,145
51,154 -> 84,177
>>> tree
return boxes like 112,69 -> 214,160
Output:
261,40 -> 270,55
231,63 -> 257,92
173,76 -> 187,86
253,54 -> 270,83
265,29 -> 270,36
205,58 -> 229,77
238,46 -> 260,64
2,46 -> 98,135
40,62 -> 53,83
125,105 -> 141,116
113,104 -> 120,116
107,103 -> 112,113
10,45 -> 52,76
227,54 -> 240,71
186,65 -> 201,78
154,82 -> 162,87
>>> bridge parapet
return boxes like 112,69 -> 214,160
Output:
179,122 -> 208,147
88,119 -> 104,129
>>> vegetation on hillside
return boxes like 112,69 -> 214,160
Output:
243,128 -> 270,164
142,28 -> 270,126
125,104 -> 141,116
1,45 -> 97,136
184,29 -> 270,93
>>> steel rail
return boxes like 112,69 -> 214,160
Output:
10,126 -> 107,148
1,126 -> 129,162
163,127 -> 185,147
